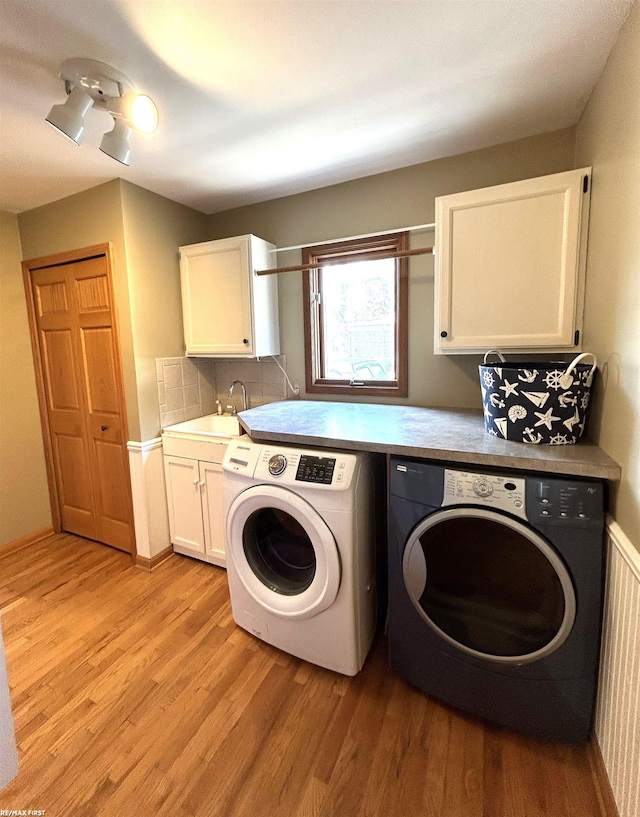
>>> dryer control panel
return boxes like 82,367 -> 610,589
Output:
441,469 -> 527,520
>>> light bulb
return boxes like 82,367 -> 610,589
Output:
128,94 -> 159,133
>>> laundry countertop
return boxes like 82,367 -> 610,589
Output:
238,400 -> 621,481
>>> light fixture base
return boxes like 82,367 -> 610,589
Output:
58,58 -> 135,109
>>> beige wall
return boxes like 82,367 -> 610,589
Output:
17,180 -> 140,439
16,180 -> 208,444
0,211 -> 51,546
208,128 -> 577,409
575,1 -> 640,552
119,181 -> 209,440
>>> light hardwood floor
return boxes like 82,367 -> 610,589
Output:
0,534 -> 616,817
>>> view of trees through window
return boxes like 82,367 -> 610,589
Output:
302,231 -> 408,396
320,259 -> 396,380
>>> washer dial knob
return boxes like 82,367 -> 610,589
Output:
268,454 -> 287,476
473,477 -> 494,498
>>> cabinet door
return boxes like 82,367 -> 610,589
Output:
163,455 -> 205,554
180,236 -> 253,356
435,168 -> 590,354
200,461 -> 226,567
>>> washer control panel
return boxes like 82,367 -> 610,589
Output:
249,445 -> 357,490
295,454 -> 336,484
442,469 -> 527,520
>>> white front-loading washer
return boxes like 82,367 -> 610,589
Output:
222,438 -> 377,675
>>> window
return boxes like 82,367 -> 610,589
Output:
302,233 -> 408,396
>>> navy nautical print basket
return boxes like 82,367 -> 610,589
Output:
479,351 -> 597,445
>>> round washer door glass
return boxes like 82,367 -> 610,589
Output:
226,485 -> 341,619
402,508 -> 576,664
243,507 -> 315,595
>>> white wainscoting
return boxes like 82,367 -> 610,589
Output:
127,438 -> 171,560
595,518 -> 640,817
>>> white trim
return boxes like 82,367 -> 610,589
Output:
606,514 -> 640,580
270,222 -> 435,253
127,437 -> 163,453
127,439 -> 171,560
595,517 -> 640,817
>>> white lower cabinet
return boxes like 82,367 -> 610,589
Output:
163,446 -> 227,567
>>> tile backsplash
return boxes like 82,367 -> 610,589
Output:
156,355 -> 288,429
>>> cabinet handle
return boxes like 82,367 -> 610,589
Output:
440,331 -> 448,338
101,425 -> 108,431
199,481 -> 205,489
193,479 -> 199,486
242,338 -> 249,345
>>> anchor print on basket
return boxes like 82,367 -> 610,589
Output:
478,351 -> 597,445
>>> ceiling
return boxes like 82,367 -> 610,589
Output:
0,0 -> 634,215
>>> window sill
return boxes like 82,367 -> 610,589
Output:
305,381 -> 408,398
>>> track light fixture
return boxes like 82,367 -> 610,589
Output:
46,58 -> 158,165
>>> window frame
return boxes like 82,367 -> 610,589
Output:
302,232 -> 408,397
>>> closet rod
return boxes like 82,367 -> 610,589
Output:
255,246 -> 433,276
269,222 -> 435,254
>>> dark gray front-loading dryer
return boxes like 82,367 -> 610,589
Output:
387,457 -> 605,744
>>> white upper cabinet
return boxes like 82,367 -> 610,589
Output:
434,168 -> 591,354
179,234 -> 280,357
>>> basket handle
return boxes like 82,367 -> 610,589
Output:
559,352 -> 598,389
483,350 -> 506,365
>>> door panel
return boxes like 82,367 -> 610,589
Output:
164,456 -> 205,554
75,273 -> 109,312
54,433 -> 97,539
80,326 -> 120,415
93,438 -> 134,550
26,252 -> 134,553
35,279 -> 68,316
41,330 -> 81,411
201,460 -> 225,562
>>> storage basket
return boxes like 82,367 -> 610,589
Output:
479,351 -> 597,445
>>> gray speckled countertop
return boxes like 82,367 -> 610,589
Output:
239,400 -> 621,481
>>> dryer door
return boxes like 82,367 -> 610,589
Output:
402,508 -> 576,665
226,485 -> 341,619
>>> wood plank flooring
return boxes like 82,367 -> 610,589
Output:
0,534 -> 616,817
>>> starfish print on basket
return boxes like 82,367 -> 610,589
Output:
499,379 -> 519,397
534,407 -> 561,430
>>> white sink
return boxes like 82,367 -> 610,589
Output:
163,413 -> 243,439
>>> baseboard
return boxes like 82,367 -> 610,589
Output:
135,545 -> 174,572
0,525 -> 55,560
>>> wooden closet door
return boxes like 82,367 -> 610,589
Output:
31,265 -> 98,540
73,257 -> 133,551
28,252 -> 134,553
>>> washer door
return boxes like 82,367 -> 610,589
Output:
402,508 -> 576,665
226,484 -> 341,619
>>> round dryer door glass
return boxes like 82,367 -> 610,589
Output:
243,508 -> 316,595
403,508 -> 576,664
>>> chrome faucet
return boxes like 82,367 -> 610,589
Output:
228,380 -> 248,412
